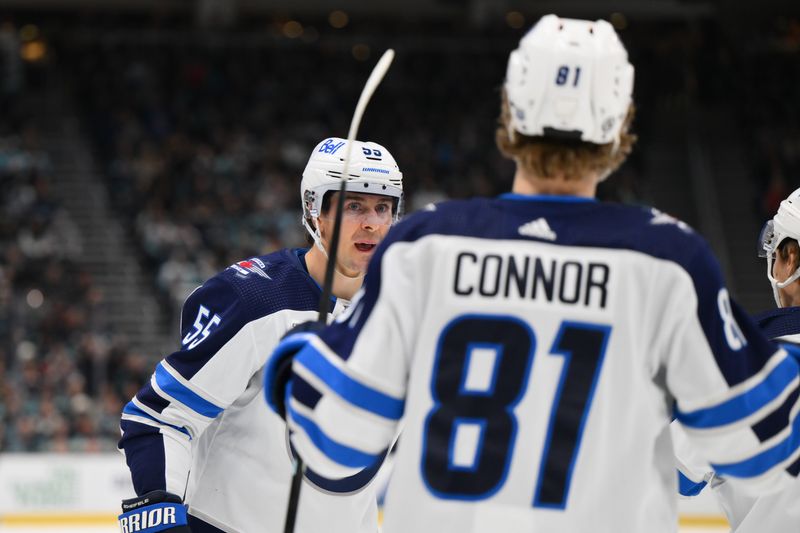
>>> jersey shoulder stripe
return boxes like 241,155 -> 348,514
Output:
122,401 -> 191,437
154,363 -> 224,418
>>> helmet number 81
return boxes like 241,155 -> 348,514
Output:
555,65 -> 582,87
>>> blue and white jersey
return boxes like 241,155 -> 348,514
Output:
674,306 -> 800,532
275,195 -> 800,533
119,249 -> 379,533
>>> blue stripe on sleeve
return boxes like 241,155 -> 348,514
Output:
288,402 -> 381,469
154,364 -> 224,419
122,402 -> 191,438
295,343 -> 404,420
678,470 -> 707,496
676,355 -> 798,428
712,407 -> 800,478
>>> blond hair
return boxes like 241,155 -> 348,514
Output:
496,90 -> 637,181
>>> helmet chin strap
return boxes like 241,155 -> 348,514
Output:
302,216 -> 328,256
766,254 -> 800,307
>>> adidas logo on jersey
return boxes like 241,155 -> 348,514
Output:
649,208 -> 693,233
518,218 -> 557,241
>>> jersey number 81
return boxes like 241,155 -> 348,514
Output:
421,314 -> 611,509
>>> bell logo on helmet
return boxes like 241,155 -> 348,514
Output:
318,139 -> 345,154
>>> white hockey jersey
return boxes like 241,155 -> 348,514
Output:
271,194 -> 800,533
119,249 -> 380,533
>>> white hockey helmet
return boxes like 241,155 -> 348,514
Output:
504,14 -> 634,145
300,137 -> 404,250
758,187 -> 800,306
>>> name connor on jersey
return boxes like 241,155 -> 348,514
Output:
453,251 -> 610,309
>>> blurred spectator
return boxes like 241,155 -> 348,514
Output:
0,94 -> 149,452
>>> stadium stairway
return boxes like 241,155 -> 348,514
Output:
690,105 -> 773,314
32,87 -> 174,360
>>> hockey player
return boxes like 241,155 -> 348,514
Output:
674,188 -> 800,532
117,137 -> 403,533
263,15 -> 800,533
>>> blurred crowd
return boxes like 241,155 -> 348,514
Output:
0,95 -> 150,452
66,23 -> 647,311
739,19 -> 800,218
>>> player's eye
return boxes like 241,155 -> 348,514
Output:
346,202 -> 363,213
375,203 -> 390,214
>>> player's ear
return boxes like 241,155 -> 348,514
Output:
790,240 -> 800,272
316,215 -> 330,241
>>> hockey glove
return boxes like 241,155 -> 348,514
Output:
264,321 -> 326,418
118,490 -> 190,533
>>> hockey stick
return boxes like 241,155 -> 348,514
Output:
283,48 -> 395,533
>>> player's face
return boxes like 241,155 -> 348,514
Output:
317,192 -> 394,277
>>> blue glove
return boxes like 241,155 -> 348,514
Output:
264,321 -> 326,418
118,490 -> 190,533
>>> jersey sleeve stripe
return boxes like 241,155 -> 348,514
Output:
122,401 -> 191,438
711,409 -> 800,478
676,355 -> 799,428
287,401 -> 381,468
154,363 -> 224,418
290,373 -> 323,410
294,440 -> 389,494
294,344 -> 405,420
752,387 -> 800,442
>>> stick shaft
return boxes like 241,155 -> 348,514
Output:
284,49 -> 395,533
317,49 -> 395,321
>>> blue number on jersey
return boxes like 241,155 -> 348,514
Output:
421,314 -> 611,509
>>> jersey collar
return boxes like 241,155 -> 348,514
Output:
499,193 -> 597,203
